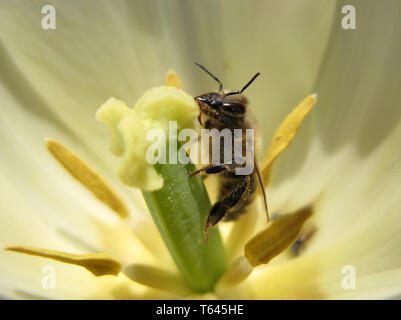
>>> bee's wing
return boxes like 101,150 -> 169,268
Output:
254,157 -> 270,222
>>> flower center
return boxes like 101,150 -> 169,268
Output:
3,70 -> 318,299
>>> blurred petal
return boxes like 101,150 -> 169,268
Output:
211,0 -> 336,152
0,0 -> 336,152
250,0 -> 401,299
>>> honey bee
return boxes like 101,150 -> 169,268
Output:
190,63 -> 269,240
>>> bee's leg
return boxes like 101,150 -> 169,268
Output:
189,163 -> 235,178
204,175 -> 250,241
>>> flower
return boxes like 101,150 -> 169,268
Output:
1,0 -> 401,299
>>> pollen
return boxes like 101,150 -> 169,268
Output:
46,138 -> 129,218
244,205 -> 313,266
262,94 -> 317,186
165,70 -> 183,89
3,244 -> 121,276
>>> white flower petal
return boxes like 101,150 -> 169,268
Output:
249,0 -> 401,299
0,0 -> 336,151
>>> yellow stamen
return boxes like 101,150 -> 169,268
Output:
3,244 -> 121,276
261,94 -> 317,186
165,70 -> 183,89
215,256 -> 253,294
46,138 -> 129,218
123,264 -> 191,297
244,206 -> 313,267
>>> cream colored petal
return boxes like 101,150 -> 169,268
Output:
0,0 -> 150,214
246,0 -> 401,299
193,0 -> 336,153
0,0 -> 336,153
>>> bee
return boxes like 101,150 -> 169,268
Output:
190,62 -> 269,240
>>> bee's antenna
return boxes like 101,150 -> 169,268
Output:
240,72 -> 260,93
226,72 -> 260,96
195,62 -> 223,92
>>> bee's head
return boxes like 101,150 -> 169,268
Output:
194,63 -> 259,123
195,92 -> 247,120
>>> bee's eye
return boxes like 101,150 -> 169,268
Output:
209,100 -> 221,109
223,103 -> 245,114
